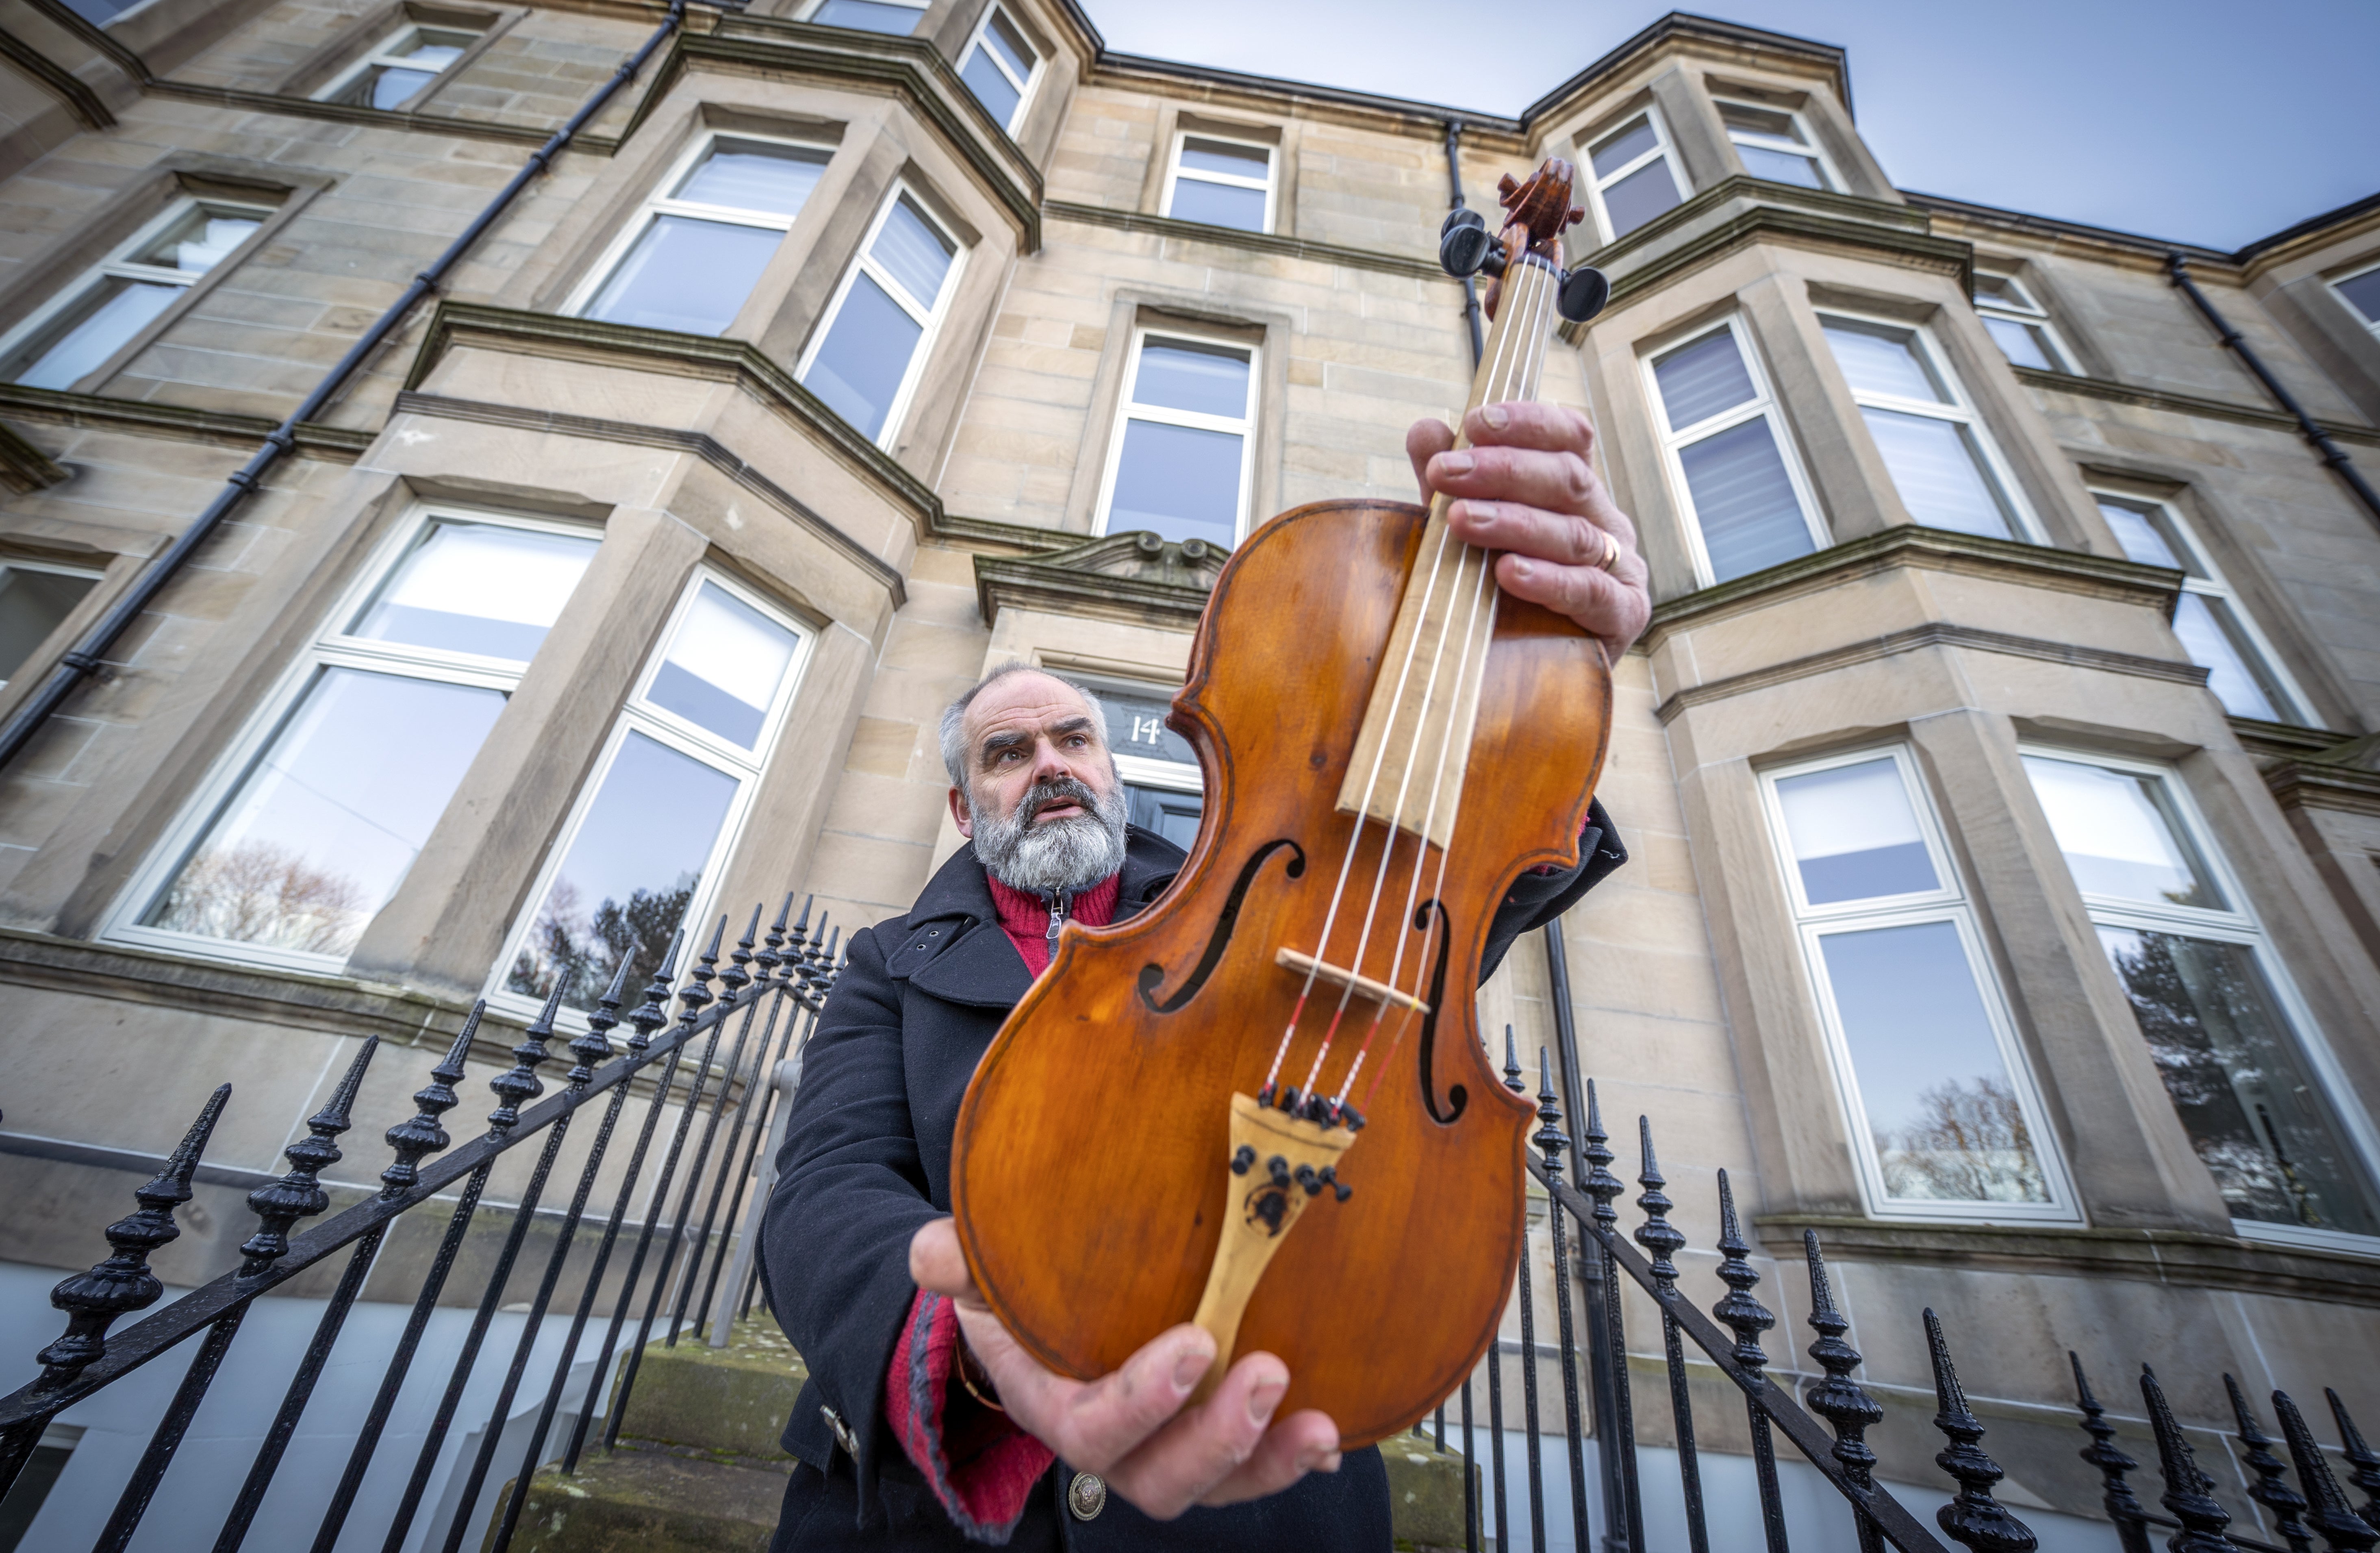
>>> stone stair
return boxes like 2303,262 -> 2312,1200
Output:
493,1319 -> 1473,1551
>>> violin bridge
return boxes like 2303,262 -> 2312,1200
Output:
1275,946 -> 1431,1016
1190,1093 -> 1359,1402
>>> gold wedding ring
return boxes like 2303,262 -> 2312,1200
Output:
1595,526 -> 1620,572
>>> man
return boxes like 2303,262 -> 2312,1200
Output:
762,402 -> 1649,1549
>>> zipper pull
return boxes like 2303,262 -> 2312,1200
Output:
1045,890 -> 1071,957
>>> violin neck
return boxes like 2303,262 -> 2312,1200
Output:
1335,252 -> 1563,848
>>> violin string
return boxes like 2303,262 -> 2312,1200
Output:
1266,249 -> 1535,1102
1340,260 -> 1553,1110
1306,257 -> 1553,1105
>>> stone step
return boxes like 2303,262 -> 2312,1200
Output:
612,1319 -> 806,1461
1383,1426 -> 1479,1553
495,1446 -> 785,1553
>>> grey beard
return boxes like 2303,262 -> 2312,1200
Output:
971,776 -> 1129,896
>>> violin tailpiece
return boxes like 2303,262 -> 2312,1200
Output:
1188,1091 -> 1358,1403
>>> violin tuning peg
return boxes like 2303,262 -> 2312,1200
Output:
1567,205 -> 1585,226
1231,1145 -> 1256,1176
1496,172 -> 1519,200
1440,206 -> 1485,238
1296,1164 -> 1322,1196
1557,265 -> 1611,324
1440,222 -> 1498,280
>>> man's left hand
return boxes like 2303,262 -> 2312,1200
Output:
1408,401 -> 1650,663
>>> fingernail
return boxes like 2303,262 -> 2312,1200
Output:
1172,1347 -> 1211,1392
1248,1375 -> 1287,1424
1481,405 -> 1508,430
1298,1446 -> 1343,1473
1509,557 -> 1535,581
1438,451 -> 1473,475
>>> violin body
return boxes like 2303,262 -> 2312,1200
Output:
950,492 -> 1611,1447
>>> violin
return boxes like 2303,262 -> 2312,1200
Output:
950,159 -> 1613,1448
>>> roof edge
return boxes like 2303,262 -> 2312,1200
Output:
2235,188 -> 2380,262
1903,190 -> 2232,265
1519,11 -> 1853,125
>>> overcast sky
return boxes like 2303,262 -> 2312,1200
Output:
1080,0 -> 2380,252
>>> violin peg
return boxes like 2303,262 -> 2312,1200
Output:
1496,172 -> 1518,200
1296,1164 -> 1322,1196
1231,1144 -> 1256,1175
1568,204 -> 1585,227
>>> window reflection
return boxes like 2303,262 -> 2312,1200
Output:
1774,757 -> 1936,904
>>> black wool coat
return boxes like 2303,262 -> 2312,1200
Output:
761,803 -> 1625,1551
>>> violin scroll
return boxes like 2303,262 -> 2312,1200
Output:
1453,159 -> 1609,324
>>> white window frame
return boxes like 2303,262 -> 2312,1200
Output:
66,0 -> 162,29
956,2 -> 1042,134
1972,270 -> 2077,374
1640,315 -> 1828,587
797,0 -> 927,28
1161,130 -> 1277,234
2329,258 -> 2380,339
1713,97 -> 1840,191
0,558 -> 104,688
2020,744 -> 2380,1253
0,194 -> 276,389
561,131 -> 829,325
1580,107 -> 1685,246
2088,489 -> 2313,725
1091,327 -> 1260,545
1759,745 -> 2079,1225
1819,308 -> 2045,544
313,20 -> 481,109
486,569 -> 812,1018
795,182 -> 966,451
105,504 -> 593,974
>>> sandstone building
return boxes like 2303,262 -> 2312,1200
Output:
0,0 -> 2375,1547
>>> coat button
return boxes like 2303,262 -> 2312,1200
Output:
821,1404 -> 858,1458
1067,1470 -> 1106,1520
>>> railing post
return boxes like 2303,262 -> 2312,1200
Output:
2139,1364 -> 2237,1552
1576,1080 -> 1639,1553
1634,1117 -> 1708,1553
1923,1309 -> 2037,1551
2070,1353 -> 2154,1553
1801,1232 -> 1884,1553
1713,1170 -> 1790,1553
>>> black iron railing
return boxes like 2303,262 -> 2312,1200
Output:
0,897 -> 839,1553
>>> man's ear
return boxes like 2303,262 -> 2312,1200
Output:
948,785 -> 974,839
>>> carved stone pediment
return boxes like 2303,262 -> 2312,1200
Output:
973,530 -> 1226,629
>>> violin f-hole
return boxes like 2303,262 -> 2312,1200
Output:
1138,839 -> 1305,1014
1412,901 -> 1467,1124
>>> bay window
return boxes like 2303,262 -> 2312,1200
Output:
2333,261 -> 2380,338
113,511 -> 600,969
2091,493 -> 2308,724
2023,751 -> 2380,1244
1718,99 -> 1835,190
0,561 -> 102,686
1095,330 -> 1257,549
499,574 -> 809,1014
800,0 -> 925,33
1645,318 -> 1825,584
1582,111 -> 1683,243
1972,271 -> 2075,373
799,187 -> 962,446
569,135 -> 827,337
1821,313 -> 2036,542
958,5 -> 1040,133
1762,748 -> 2072,1218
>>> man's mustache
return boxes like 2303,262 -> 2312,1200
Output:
1020,779 -> 1097,822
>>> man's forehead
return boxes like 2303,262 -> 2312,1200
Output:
964,674 -> 1098,742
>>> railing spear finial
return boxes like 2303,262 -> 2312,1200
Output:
1925,1308 -> 2037,1551
1632,1115 -> 1683,1292
1577,1077 -> 1621,1229
241,1038 -> 379,1275
1711,1168 -> 1773,1377
625,930 -> 686,1055
720,903 -> 763,995
2275,1390 -> 2379,1552
568,956 -> 633,1088
35,1084 -> 231,1388
489,979 -> 567,1131
1533,1048 -> 1568,1185
2069,1352 -> 2152,1548
381,1002 -> 482,1198
2329,1389 -> 2380,1528
1802,1231 -> 1883,1497
2226,1372 -> 2312,1551
2141,1363 -> 2235,1552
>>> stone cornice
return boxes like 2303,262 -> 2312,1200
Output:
1758,1213 -> 2380,1309
1043,202 -> 1444,280
1522,14 -> 1854,130
393,391 -> 908,607
627,20 -> 1042,250
0,420 -> 69,492
974,531 -> 1223,629
1905,190 -> 2233,272
0,22 -> 116,129
0,384 -> 373,459
2014,365 -> 2380,447
1643,524 -> 2183,648
2266,761 -> 2380,820
1561,177 -> 1966,337
140,79 -> 556,146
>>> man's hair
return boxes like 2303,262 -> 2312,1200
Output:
938,662 -> 1110,796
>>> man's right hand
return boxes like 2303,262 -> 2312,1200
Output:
908,1217 -> 1342,1519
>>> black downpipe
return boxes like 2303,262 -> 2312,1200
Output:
0,0 -> 693,773
2166,252 -> 2380,529
1446,120 -> 1485,364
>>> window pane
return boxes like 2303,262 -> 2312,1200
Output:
810,0 -> 922,33
584,216 -> 783,335
1588,117 -> 1659,179
2022,756 -> 2222,909
2100,927 -> 2378,1235
348,520 -> 598,661
1981,315 -> 2054,371
388,28 -> 472,67
505,730 -> 740,1011
364,65 -> 438,109
1719,103 -> 1802,140
647,582 -> 798,749
2173,592 -> 2282,722
871,196 -> 956,309
984,9 -> 1035,76
1600,159 -> 1680,238
2337,269 -> 2380,325
1821,921 -> 2048,1203
1099,687 -> 1198,764
675,142 -> 825,216
1974,274 -> 2032,310
63,0 -> 146,22
1677,417 -> 1813,582
0,568 -> 98,681
129,209 -> 262,274
1132,339 -> 1250,418
1860,408 -> 2013,539
1774,757 -> 1937,903
1824,320 -> 1948,402
143,668 -> 505,957
1737,144 -> 1824,188
2096,500 -> 2184,569
1168,178 -> 1267,232
1125,782 -> 1204,852
1108,420 -> 1244,548
1652,329 -> 1757,431
804,272 -> 923,440
8,278 -> 180,389
1179,137 -> 1269,180
961,46 -> 1023,126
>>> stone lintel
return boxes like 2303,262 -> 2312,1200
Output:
974,531 -> 1224,630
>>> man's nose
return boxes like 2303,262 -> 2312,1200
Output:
1026,739 -> 1075,787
